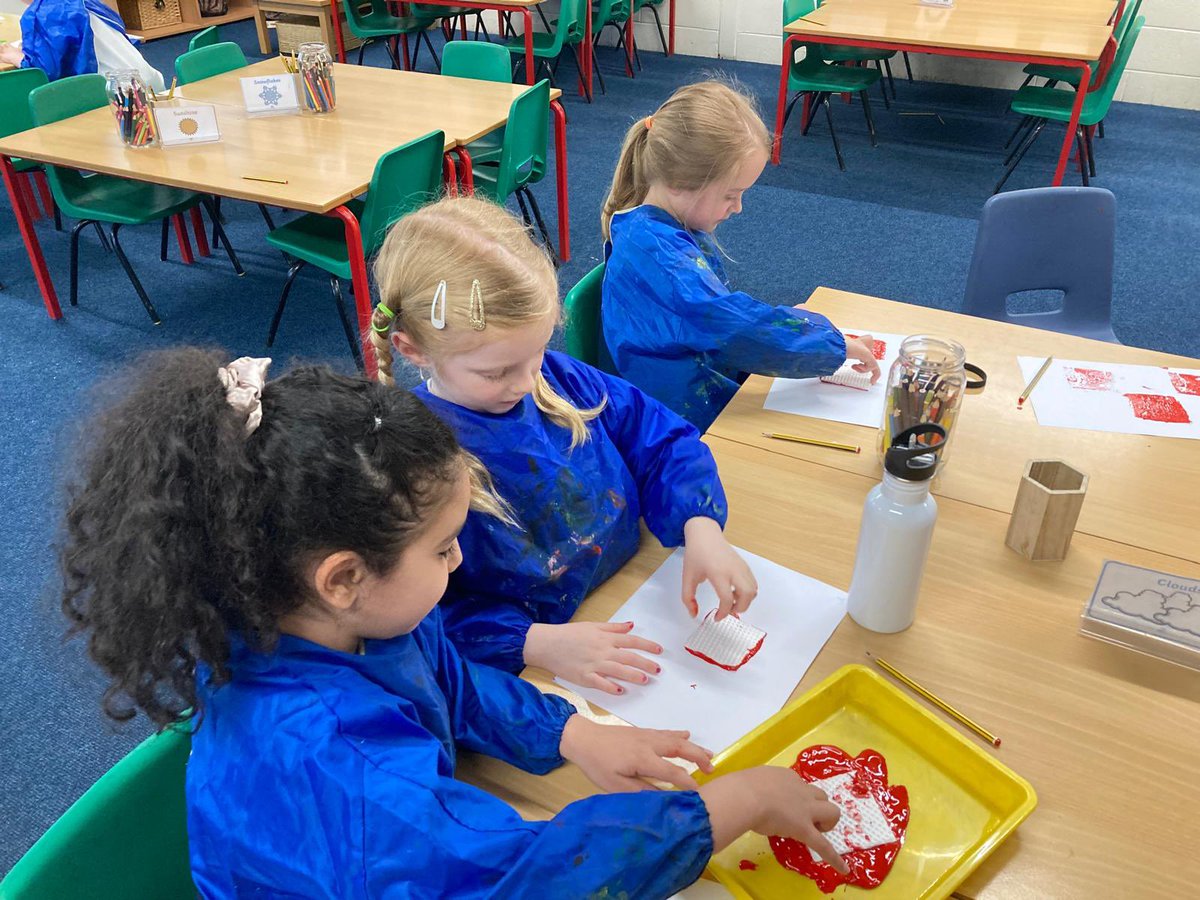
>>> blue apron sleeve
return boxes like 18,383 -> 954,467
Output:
19,0 -> 97,82
430,608 -> 574,773
439,588 -> 535,674
546,353 -> 728,548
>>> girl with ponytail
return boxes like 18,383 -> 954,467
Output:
601,80 -> 880,432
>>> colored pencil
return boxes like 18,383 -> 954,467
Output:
762,432 -> 861,454
869,654 -> 1001,747
1018,356 -> 1053,408
242,175 -> 289,184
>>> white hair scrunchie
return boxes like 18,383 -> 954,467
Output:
217,356 -> 272,435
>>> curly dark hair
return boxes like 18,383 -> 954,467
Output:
60,348 -> 464,728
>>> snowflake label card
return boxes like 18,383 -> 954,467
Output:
1081,560 -> 1200,671
153,101 -> 221,147
240,74 -> 300,116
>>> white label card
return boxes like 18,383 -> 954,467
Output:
154,101 -> 221,146
240,74 -> 300,116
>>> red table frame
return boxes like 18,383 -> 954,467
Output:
773,34 -> 1095,187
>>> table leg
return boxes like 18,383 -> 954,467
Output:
2,155 -> 61,319
772,36 -> 796,165
552,99 -> 570,262
624,17 -> 634,77
522,10 -> 534,83
189,206 -> 211,257
172,213 -> 195,265
668,0 -> 675,57
254,8 -> 273,55
33,171 -> 54,221
1053,65 -> 1091,186
329,205 -> 375,377
582,1 -> 593,99
443,152 -> 458,197
328,5 -> 346,64
453,147 -> 475,196
16,172 -> 41,221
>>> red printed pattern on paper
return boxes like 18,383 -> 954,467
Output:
1124,393 -> 1192,424
769,746 -> 909,894
1064,367 -> 1115,391
1168,371 -> 1200,397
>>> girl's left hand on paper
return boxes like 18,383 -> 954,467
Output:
846,332 -> 882,384
559,714 -> 714,793
0,44 -> 23,66
524,621 -> 662,695
681,517 -> 757,621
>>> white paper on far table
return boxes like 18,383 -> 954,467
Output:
1018,357 -> 1200,439
763,329 -> 908,427
556,547 -> 847,753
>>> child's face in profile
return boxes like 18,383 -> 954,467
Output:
421,315 -> 556,415
676,146 -> 768,234
353,466 -> 470,638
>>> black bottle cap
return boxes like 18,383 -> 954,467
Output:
885,423 -> 947,482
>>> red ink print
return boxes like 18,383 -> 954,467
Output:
685,635 -> 765,672
1064,367 -> 1115,391
738,859 -> 758,871
1168,372 -> 1200,397
1125,393 -> 1191,424
845,334 -> 887,360
769,745 -> 909,895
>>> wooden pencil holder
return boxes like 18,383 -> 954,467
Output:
1005,460 -> 1089,561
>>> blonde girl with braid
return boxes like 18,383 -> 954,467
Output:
371,195 -> 757,695
600,80 -> 880,433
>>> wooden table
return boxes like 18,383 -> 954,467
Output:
708,288 -> 1200,565
0,62 -> 570,368
459,434 -> 1200,898
775,0 -> 1117,186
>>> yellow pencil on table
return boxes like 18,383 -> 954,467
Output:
1017,356 -> 1053,408
869,654 -> 1002,747
762,432 -> 861,454
243,175 -> 289,184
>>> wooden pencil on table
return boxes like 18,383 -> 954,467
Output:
869,654 -> 1002,747
761,432 -> 861,454
1018,356 -> 1054,408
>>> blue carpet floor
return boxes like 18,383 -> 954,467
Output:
2,19 -> 1198,872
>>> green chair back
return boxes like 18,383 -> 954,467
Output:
1085,16 -> 1143,119
592,0 -> 629,30
174,41 -> 248,85
492,79 -> 550,199
0,727 -> 194,900
442,39 -> 512,82
28,74 -> 108,209
0,68 -> 49,140
341,0 -> 392,37
187,24 -> 220,53
358,129 -> 446,254
563,261 -> 615,372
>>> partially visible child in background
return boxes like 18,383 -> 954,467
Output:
371,196 -> 756,696
601,80 -> 880,432
59,348 -> 847,897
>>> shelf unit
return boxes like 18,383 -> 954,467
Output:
104,0 -> 256,41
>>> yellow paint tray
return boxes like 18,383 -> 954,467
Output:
696,664 -> 1037,899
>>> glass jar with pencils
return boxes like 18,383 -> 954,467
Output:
104,70 -> 157,149
296,42 -> 336,114
879,335 -> 967,467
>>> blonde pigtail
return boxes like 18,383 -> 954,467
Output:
531,372 -> 605,450
370,304 -> 397,386
462,450 -> 519,528
601,120 -> 652,241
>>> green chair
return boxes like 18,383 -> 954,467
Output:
29,74 -> 242,323
633,0 -> 668,56
506,0 -> 592,102
410,3 -> 491,46
470,80 -> 557,261
0,727 -> 194,900
441,40 -> 511,169
187,24 -> 220,53
563,261 -> 616,373
264,130 -> 445,369
788,0 -> 897,108
590,0 -> 633,91
781,0 -> 880,171
995,16 -> 1145,193
0,67 -> 76,235
343,0 -> 440,70
174,40 -> 246,85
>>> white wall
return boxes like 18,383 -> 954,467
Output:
626,0 -> 1200,111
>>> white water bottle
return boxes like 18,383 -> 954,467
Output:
847,423 -> 947,633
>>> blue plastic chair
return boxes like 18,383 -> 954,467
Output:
963,187 -> 1119,343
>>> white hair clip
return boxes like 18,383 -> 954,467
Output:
430,280 -> 447,330
468,279 -> 486,331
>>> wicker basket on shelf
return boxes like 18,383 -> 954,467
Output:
118,0 -> 183,31
276,13 -> 364,54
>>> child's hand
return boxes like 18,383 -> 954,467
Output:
681,517 -> 757,621
524,621 -> 662,695
559,714 -> 715,792
846,333 -> 882,384
0,44 -> 23,67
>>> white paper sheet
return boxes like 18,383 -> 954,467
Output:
556,547 -> 846,753
763,329 -> 908,427
1018,357 -> 1200,439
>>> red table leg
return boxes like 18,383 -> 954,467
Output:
2,155 -> 61,319
189,206 -> 211,257
552,99 -> 570,262
443,152 -> 459,197
329,205 -> 375,376
580,0 -> 593,98
624,17 -> 634,77
331,6 -> 346,63
669,0 -> 675,56
172,213 -> 195,265
1053,64 -> 1091,186
454,147 -> 475,195
772,36 -> 797,165
33,171 -> 54,220
522,10 -> 534,83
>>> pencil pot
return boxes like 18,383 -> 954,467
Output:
878,335 -> 969,467
297,42 -> 336,114
104,70 -> 157,149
